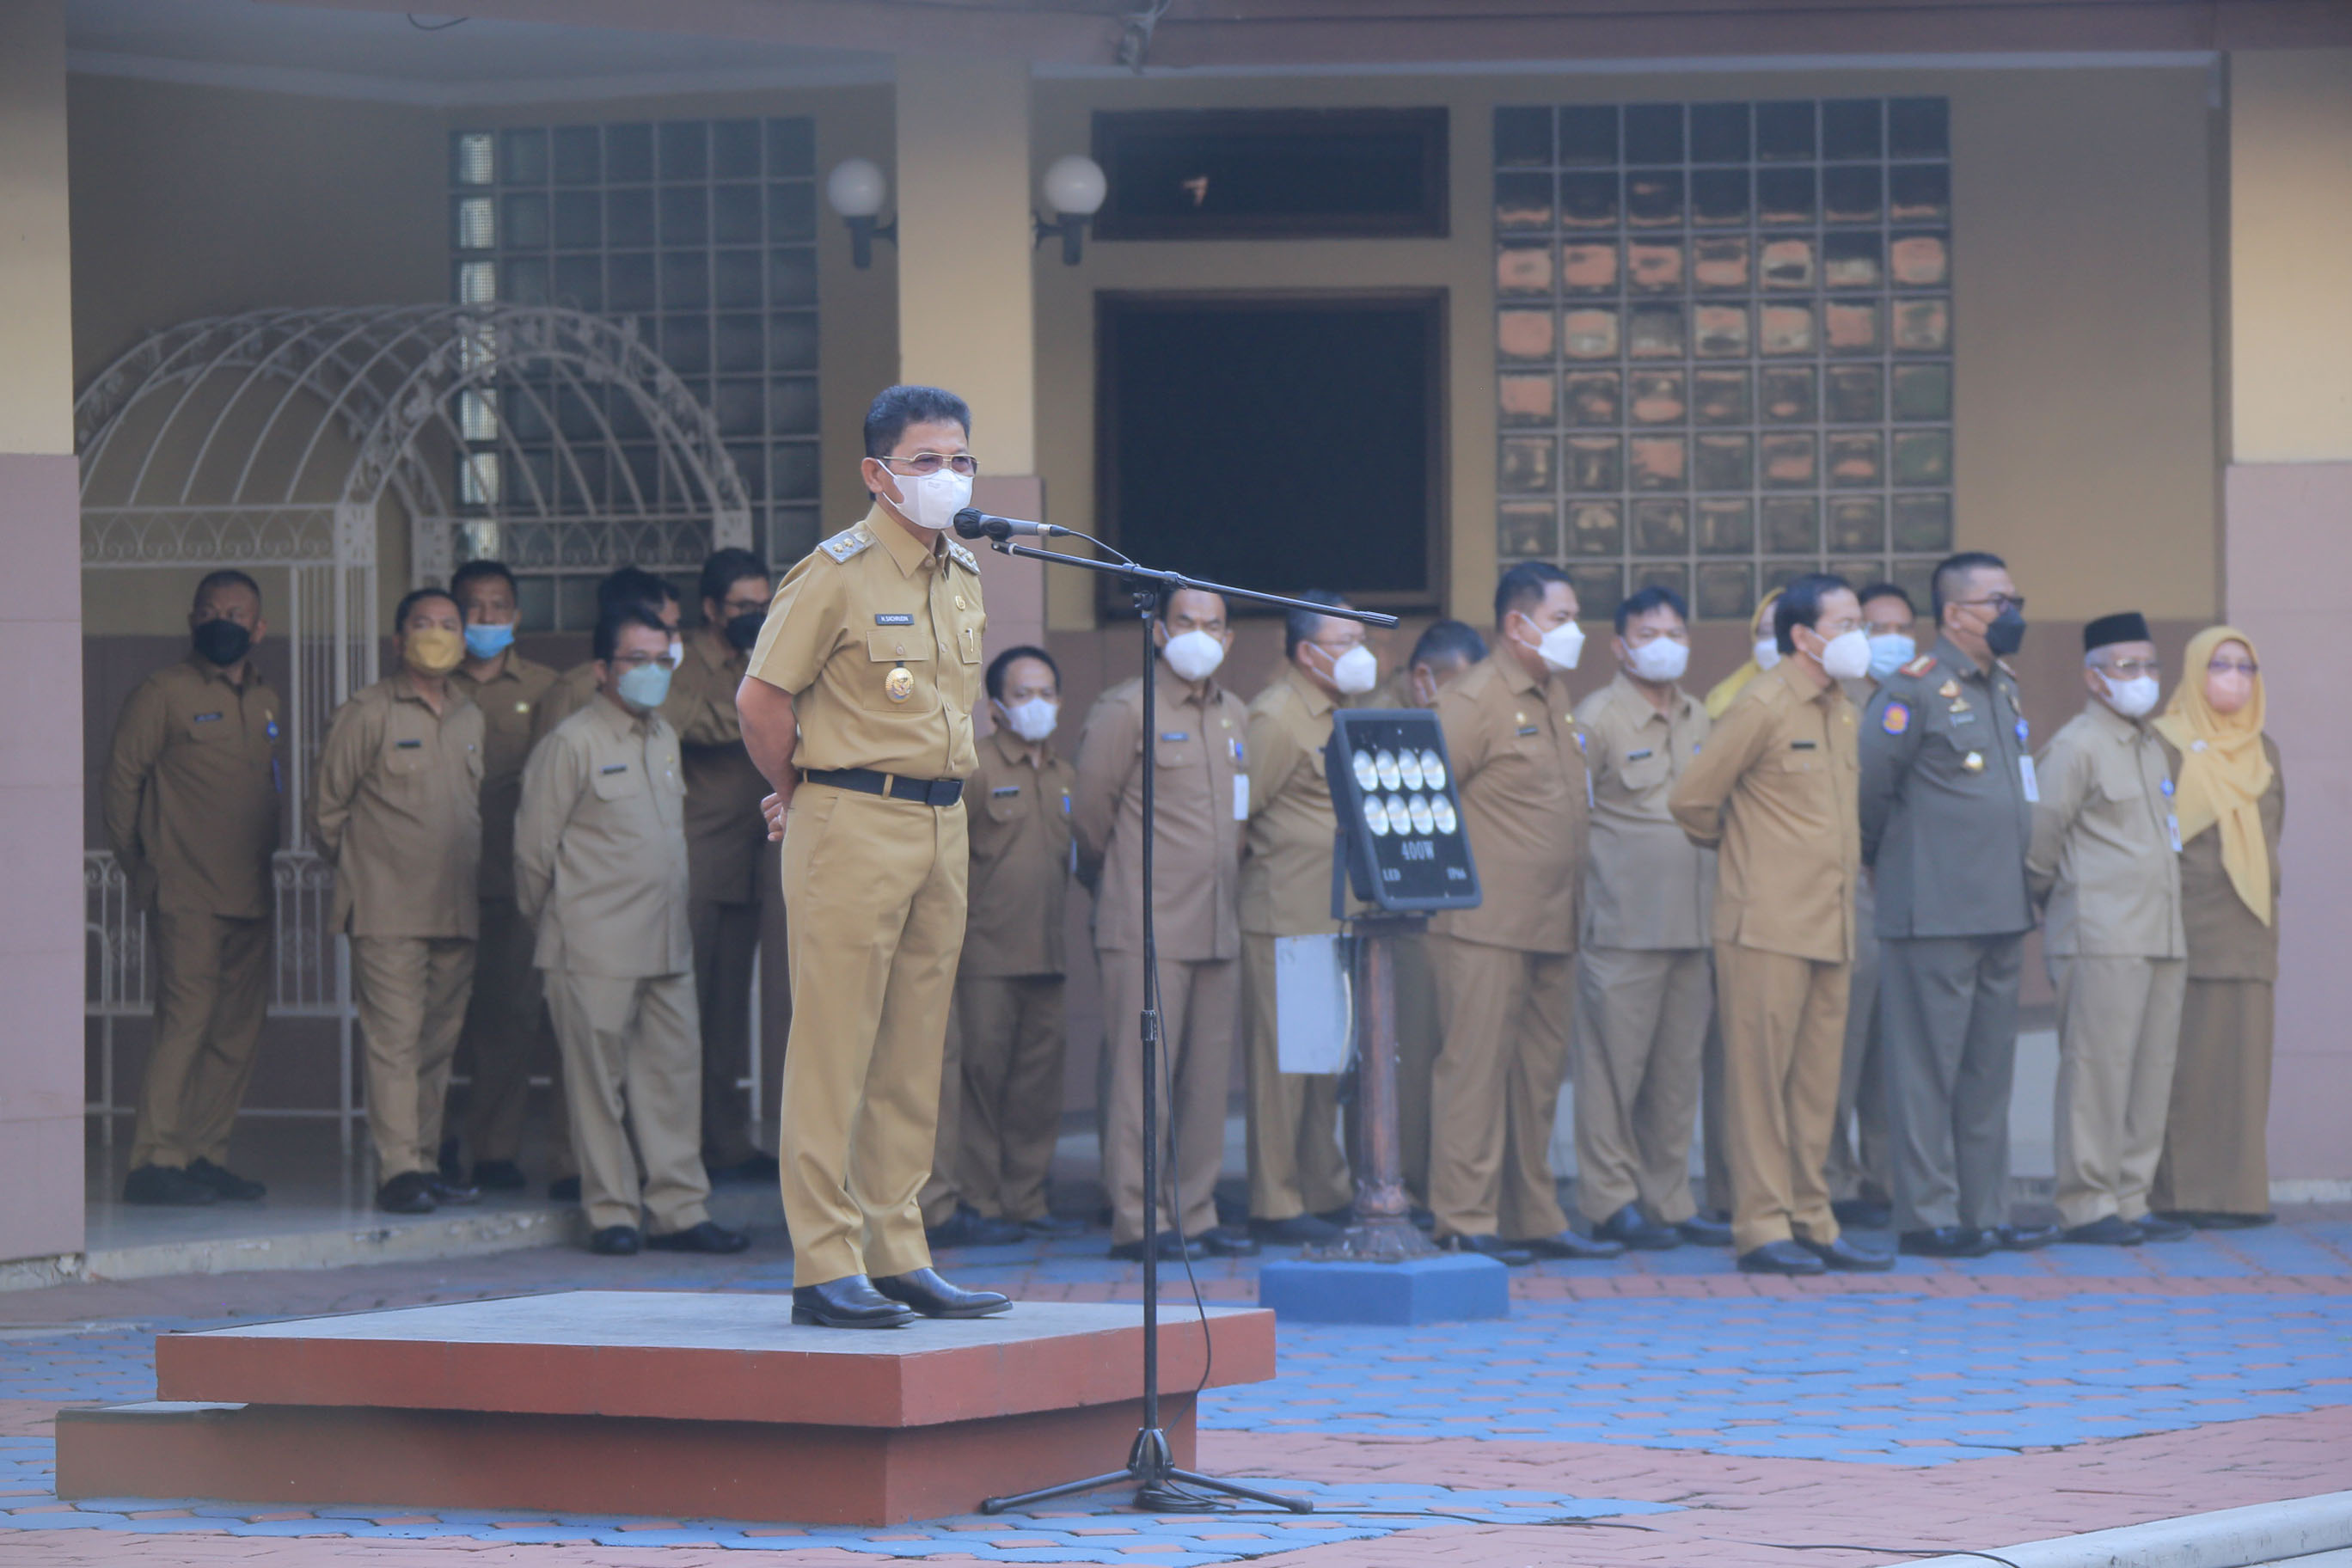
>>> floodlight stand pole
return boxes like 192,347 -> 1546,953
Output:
975,531 -> 1393,1517
1305,910 -> 1440,1265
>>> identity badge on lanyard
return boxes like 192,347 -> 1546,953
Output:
2161,775 -> 2181,853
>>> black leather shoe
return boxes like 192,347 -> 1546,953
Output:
1737,1239 -> 1826,1276
438,1136 -> 464,1181
1596,1204 -> 1682,1251
1410,1206 -> 1436,1232
873,1267 -> 1014,1319
123,1165 -> 217,1206
1676,1215 -> 1735,1247
1516,1228 -> 1627,1261
1203,1225 -> 1261,1258
927,1203 -> 1026,1249
1442,1234 -> 1535,1267
1315,1205 -> 1357,1228
1900,1226 -> 1997,1259
1993,1223 -> 2060,1252
589,1225 -> 641,1255
646,1220 -> 750,1253
1109,1234 -> 1204,1262
2133,1214 -> 2192,1243
472,1160 -> 527,1191
1021,1213 -> 1089,1239
376,1172 -> 436,1215
185,1158 -> 266,1201
1251,1213 -> 1344,1246
1832,1198 -> 1893,1229
548,1175 -> 581,1203
428,1175 -> 480,1206
793,1275 -> 915,1329
2062,1216 -> 2143,1246
2188,1210 -> 2274,1229
1800,1234 -> 1895,1271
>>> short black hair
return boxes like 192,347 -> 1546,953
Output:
450,560 -> 517,616
1495,560 -> 1573,628
985,644 -> 1061,702
193,569 -> 262,609
1614,584 -> 1687,634
1284,590 -> 1351,659
593,603 -> 671,665
1411,619 -> 1486,671
1859,580 -> 1914,615
393,586 -> 459,633
1773,573 -> 1855,654
698,548 -> 769,612
1932,551 -> 2006,621
864,384 -> 971,460
597,566 -> 678,616
1156,585 -> 1229,626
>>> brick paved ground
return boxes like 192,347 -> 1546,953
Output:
2,1206 -> 2348,1566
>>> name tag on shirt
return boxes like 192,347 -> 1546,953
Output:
991,785 -> 1020,799
1790,739 -> 1817,750
1626,747 -> 1653,761
395,738 -> 422,750
601,763 -> 628,775
1161,732 -> 1189,743
1516,724 -> 1540,738
874,613 -> 914,626
1234,775 -> 1250,821
2019,755 -> 2040,803
193,712 -> 223,724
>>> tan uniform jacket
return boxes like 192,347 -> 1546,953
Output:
746,505 -> 987,780
1074,664 -> 1247,961
669,633 -> 771,906
1575,672 -> 1714,951
513,695 -> 693,978
1668,659 -> 1859,964
1242,665 -> 1344,939
309,677 -> 483,939
451,652 -> 558,902
962,726 -> 1075,978
1428,652 -> 1587,954
2157,735 -> 2283,983
103,657 -> 282,916
531,660 -> 601,744
2028,701 -> 2185,960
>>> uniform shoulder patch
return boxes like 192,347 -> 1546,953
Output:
946,539 -> 980,573
1897,653 -> 1937,678
817,527 -> 873,564
1881,701 -> 1911,736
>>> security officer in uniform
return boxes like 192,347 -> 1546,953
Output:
738,384 -> 1011,1328
105,570 -> 282,1206
1860,554 -> 2057,1256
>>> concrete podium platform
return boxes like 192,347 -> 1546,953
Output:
57,1292 -> 1277,1525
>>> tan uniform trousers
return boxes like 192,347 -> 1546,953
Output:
1572,946 -> 1709,1227
458,897 -> 573,1174
1714,941 -> 1847,1255
544,968 -> 712,1235
779,785 -> 967,1288
1101,949 -> 1237,1246
352,935 -> 475,1181
1242,934 -> 1352,1223
689,852 -> 783,1168
130,910 -> 273,1171
1392,929 -> 1439,1207
1826,911 -> 1889,1206
953,975 -> 1068,1224
2052,954 -> 2185,1229
918,995 -> 970,1230
1429,935 -> 1573,1243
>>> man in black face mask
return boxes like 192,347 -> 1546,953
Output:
1858,551 -> 2058,1259
667,547 -> 785,1177
103,571 -> 284,1206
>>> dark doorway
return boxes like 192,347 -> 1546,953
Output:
1095,291 -> 1444,616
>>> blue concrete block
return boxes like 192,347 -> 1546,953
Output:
1257,1255 -> 1510,1324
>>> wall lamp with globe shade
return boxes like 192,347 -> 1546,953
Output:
825,157 -> 896,269
1034,155 -> 1108,266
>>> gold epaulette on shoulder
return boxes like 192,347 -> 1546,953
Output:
946,539 -> 980,573
818,526 -> 873,564
1897,653 -> 1938,678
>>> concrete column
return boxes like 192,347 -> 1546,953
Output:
0,0 -> 87,1265
2220,49 -> 2352,1194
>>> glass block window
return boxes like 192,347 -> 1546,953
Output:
1491,98 -> 1954,622
449,119 -> 821,628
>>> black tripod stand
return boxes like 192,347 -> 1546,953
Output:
959,512 -> 1393,1516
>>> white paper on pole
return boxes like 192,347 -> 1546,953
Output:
1274,933 -> 1351,1075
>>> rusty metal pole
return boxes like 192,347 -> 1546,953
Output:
1307,914 -> 1438,1263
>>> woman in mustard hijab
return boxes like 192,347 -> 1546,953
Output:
1704,587 -> 1785,719
2149,626 -> 2283,1228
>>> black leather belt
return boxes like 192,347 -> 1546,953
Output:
801,768 -> 964,807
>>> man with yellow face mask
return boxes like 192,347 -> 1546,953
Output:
311,586 -> 487,1216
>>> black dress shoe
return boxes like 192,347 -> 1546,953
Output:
1993,1223 -> 2060,1252
1900,1226 -> 1998,1259
1832,1198 -> 1893,1229
428,1175 -> 480,1206
793,1275 -> 915,1329
1676,1215 -> 1735,1247
589,1225 -> 641,1255
548,1175 -> 581,1203
1109,1233 -> 1204,1263
1800,1234 -> 1895,1271
1737,1239 -> 1826,1276
2133,1214 -> 2192,1243
438,1136 -> 463,1181
472,1160 -> 527,1191
2190,1210 -> 2274,1229
1442,1234 -> 1535,1266
1596,1204 -> 1682,1251
646,1220 -> 750,1253
1516,1228 -> 1627,1261
873,1267 -> 1014,1319
927,1203 -> 1026,1249
122,1165 -> 218,1207
1315,1205 -> 1357,1228
376,1171 -> 436,1215
185,1158 -> 266,1201
2061,1216 -> 2143,1246
1203,1225 -> 1261,1258
1021,1213 -> 1089,1239
1251,1213 -> 1345,1246
1410,1206 -> 1436,1232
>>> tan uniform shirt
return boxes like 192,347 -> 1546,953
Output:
451,652 -> 558,903
309,676 -> 484,939
513,695 -> 693,978
531,659 -> 601,744
1668,660 -> 1859,964
1576,672 -> 1714,951
2027,701 -> 2185,960
1074,664 -> 1247,961
746,505 -> 987,780
669,632 -> 771,906
1428,652 -> 1588,954
102,657 -> 282,917
1242,664 -> 1344,939
961,725 -> 1076,978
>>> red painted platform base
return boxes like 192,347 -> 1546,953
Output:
55,1295 -> 1275,1526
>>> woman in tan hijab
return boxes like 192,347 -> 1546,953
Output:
2149,626 -> 2283,1228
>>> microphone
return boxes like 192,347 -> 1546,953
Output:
952,508 -> 1067,541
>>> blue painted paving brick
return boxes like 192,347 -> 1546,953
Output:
1257,1254 -> 1510,1324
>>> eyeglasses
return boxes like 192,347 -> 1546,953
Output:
1955,594 -> 2027,616
610,652 -> 677,671
2099,658 -> 2160,679
879,452 -> 980,478
2207,658 -> 2258,677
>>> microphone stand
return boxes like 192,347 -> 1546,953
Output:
971,521 -> 1393,1516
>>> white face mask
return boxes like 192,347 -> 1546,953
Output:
998,695 -> 1058,743
1820,627 -> 1873,682
1754,636 -> 1783,671
1866,634 -> 1916,682
1326,644 -> 1380,695
668,636 -> 685,670
1162,628 -> 1227,683
1520,616 -> 1584,673
1626,637 -> 1689,684
2101,672 -> 2161,719
887,464 -> 974,535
